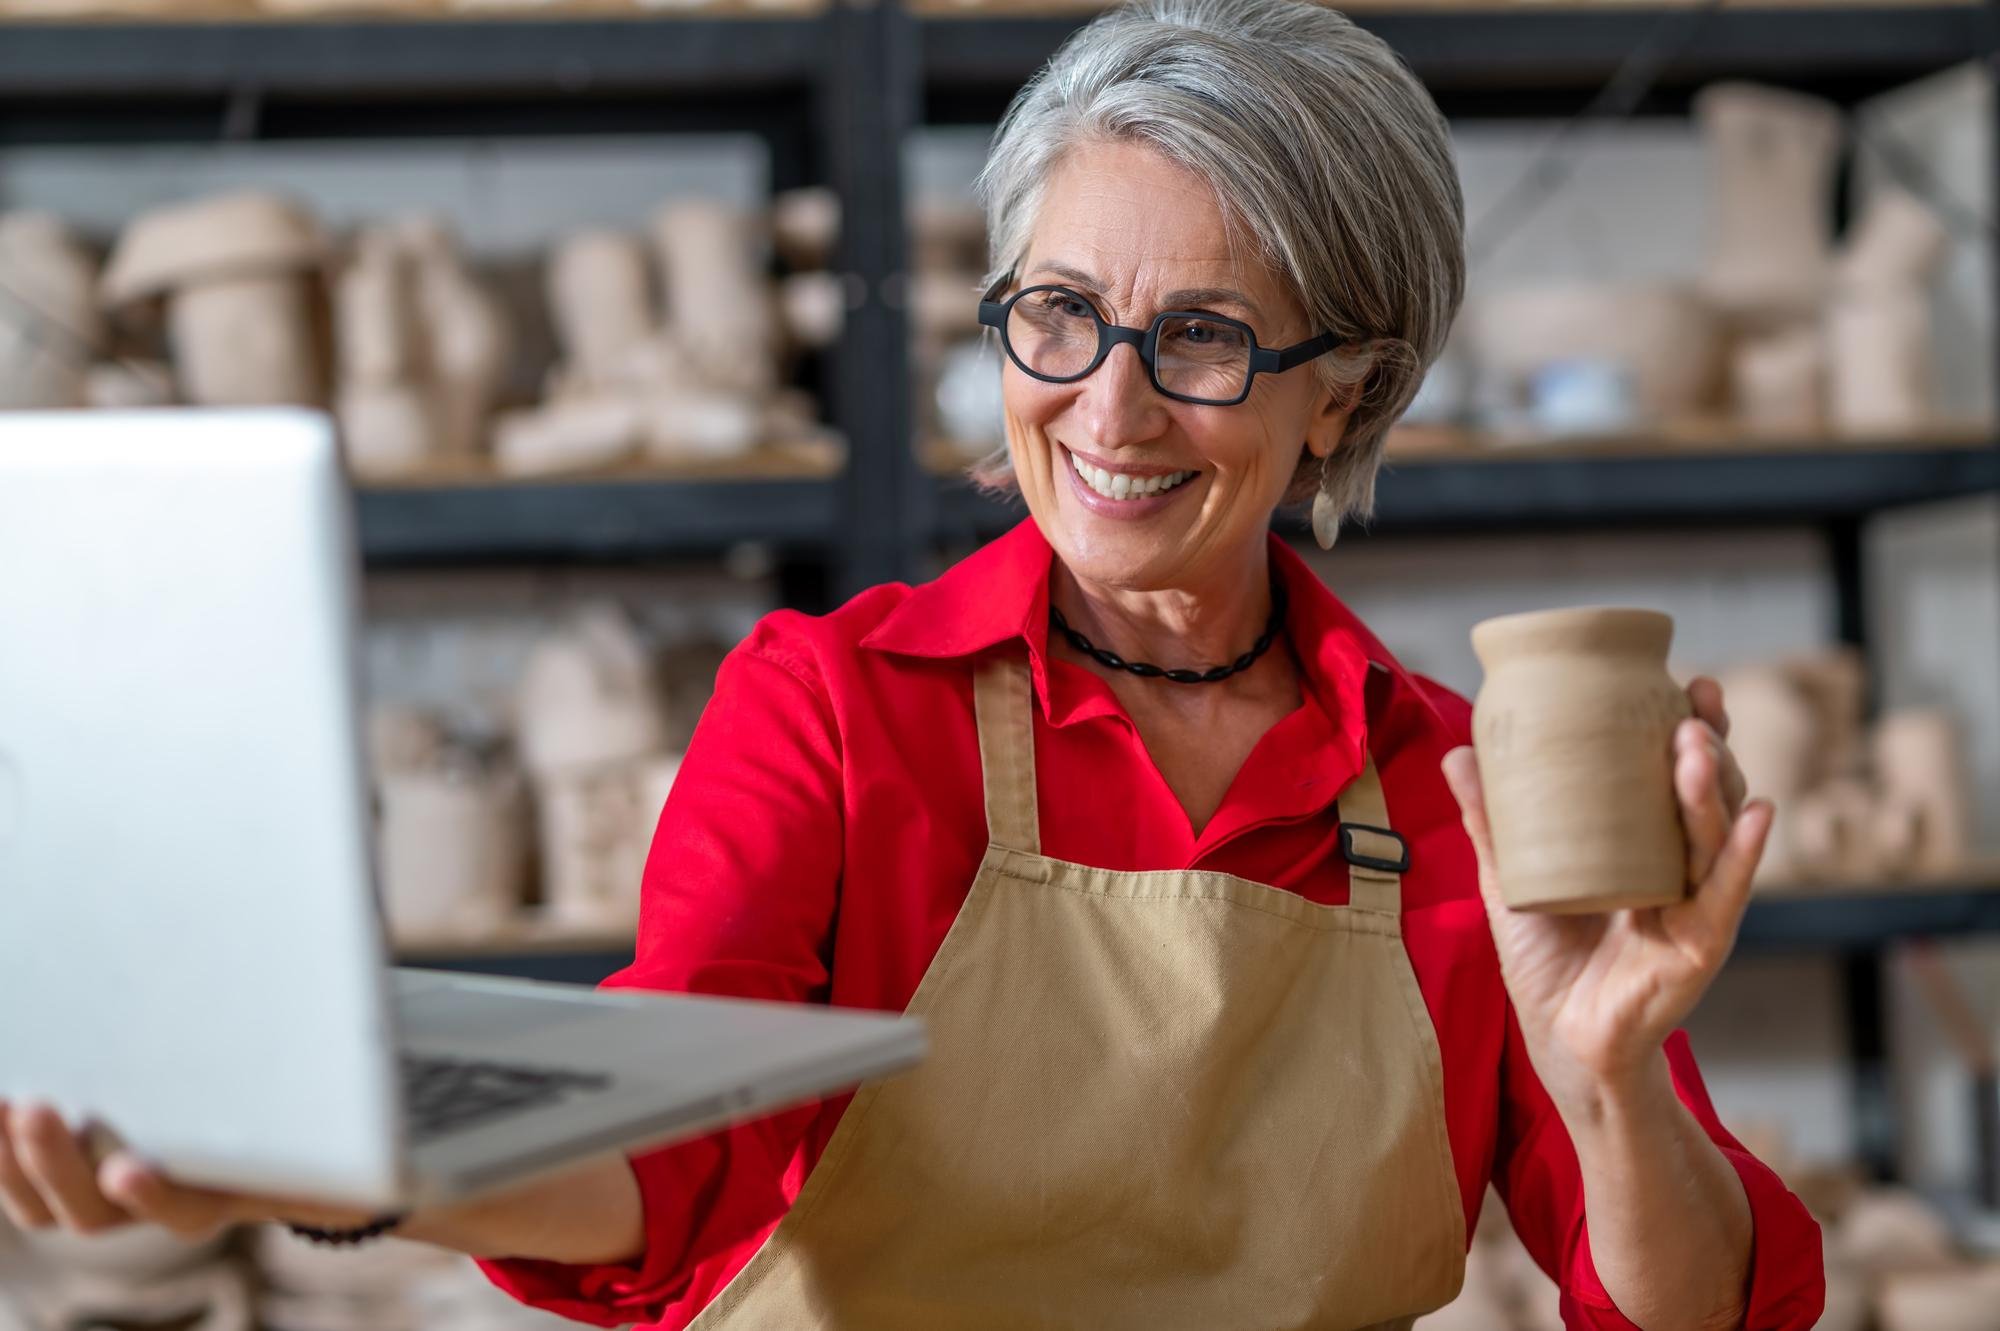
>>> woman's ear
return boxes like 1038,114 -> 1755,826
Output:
1304,375 -> 1359,462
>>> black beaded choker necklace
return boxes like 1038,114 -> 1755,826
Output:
1049,580 -> 1288,685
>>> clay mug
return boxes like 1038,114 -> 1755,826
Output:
1470,607 -> 1691,913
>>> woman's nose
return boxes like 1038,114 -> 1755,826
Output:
1073,341 -> 1169,449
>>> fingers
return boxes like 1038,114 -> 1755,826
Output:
5,1102 -> 132,1235
1687,676 -> 1730,740
1440,746 -> 1504,913
0,1103 -> 57,1230
1677,719 -> 1732,886
97,1155 -> 236,1243
1683,798 -> 1774,950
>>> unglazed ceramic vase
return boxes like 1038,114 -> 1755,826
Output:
1470,283 -> 1725,423
0,212 -> 99,410
1873,707 -> 1972,876
1828,284 -> 1935,434
547,230 -> 655,389
376,763 -> 528,938
1471,607 -> 1691,913
1714,664 -> 1818,885
1695,83 -> 1842,325
1730,324 -> 1825,432
651,200 -> 778,395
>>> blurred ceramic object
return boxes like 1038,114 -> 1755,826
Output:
1792,777 -> 1882,880
1471,607 -> 1690,913
911,200 -> 987,274
1835,1187 -> 1960,1275
1873,708 -> 1972,875
1828,284 -> 1935,434
21,1223 -> 224,1281
85,358 -> 175,409
367,705 -> 446,777
1785,647 -> 1867,784
516,605 -> 668,776
335,229 -> 418,386
376,762 -> 528,938
935,336 -> 1006,451
643,391 -> 762,460
102,192 -> 327,407
1716,664 -> 1818,884
771,186 -> 841,271
398,218 -> 509,461
1838,188 -> 1950,292
1731,325 -> 1825,432
1817,1268 -> 1870,1331
780,271 -> 846,349
1696,83 -> 1842,325
0,212 -> 99,410
548,230 -> 655,390
537,753 -> 679,928
339,382 -> 438,476
493,397 -> 643,476
1471,283 -> 1723,424
30,1262 -> 253,1331
652,200 -> 778,396
1876,1264 -> 2000,1331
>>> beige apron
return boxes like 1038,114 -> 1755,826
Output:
690,654 -> 1466,1330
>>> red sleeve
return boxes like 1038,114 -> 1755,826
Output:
476,627 -> 845,1327
1495,1015 -> 1826,1330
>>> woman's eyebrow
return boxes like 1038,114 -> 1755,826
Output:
1027,261 -> 1264,321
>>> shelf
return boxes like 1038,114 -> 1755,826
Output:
1740,879 -> 2000,953
356,451 -> 842,565
0,13 -> 831,99
928,433 -> 2000,541
919,4 -> 1985,120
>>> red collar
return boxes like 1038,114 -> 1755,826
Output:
859,517 -> 1405,757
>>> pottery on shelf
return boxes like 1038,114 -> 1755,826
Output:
0,212 -> 100,410
536,753 -> 680,928
642,390 -> 764,460
1828,283 -> 1936,435
1469,283 -> 1725,426
1833,1187 -> 1961,1276
493,396 -> 646,476
1714,664 -> 1819,885
547,229 -> 656,391
1471,607 -> 1691,913
780,271 -> 847,350
1872,707 -> 1972,876
1790,776 -> 1882,880
1695,83 -> 1843,326
515,604 -> 668,776
651,200 -> 778,396
1837,188 -> 1951,293
1730,324 -> 1826,432
85,358 -> 176,409
376,761 -> 528,939
404,221 -> 511,462
101,192 -> 328,407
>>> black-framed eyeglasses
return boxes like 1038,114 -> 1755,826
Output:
977,280 -> 1343,408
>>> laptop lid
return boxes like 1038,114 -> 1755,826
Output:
0,409 -> 406,1207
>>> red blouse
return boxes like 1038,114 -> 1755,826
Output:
479,518 -> 1825,1329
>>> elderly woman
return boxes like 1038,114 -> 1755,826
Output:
0,0 -> 1826,1326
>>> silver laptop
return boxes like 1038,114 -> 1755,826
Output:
0,408 -> 924,1210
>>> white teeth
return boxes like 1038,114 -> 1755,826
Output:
1069,449 -> 1195,502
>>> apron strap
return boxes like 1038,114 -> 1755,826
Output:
973,654 -> 1041,855
1334,754 -> 1406,918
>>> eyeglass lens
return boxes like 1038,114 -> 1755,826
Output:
1005,288 -> 1254,404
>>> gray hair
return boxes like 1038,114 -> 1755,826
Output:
969,0 -> 1464,540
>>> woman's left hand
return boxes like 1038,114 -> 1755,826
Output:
1441,677 -> 1775,1113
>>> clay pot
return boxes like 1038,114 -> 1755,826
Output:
651,200 -> 778,396
376,763 -> 528,939
1730,325 -> 1825,433
515,605 -> 668,776
1876,1265 -> 2000,1331
338,381 -> 439,477
1695,83 -> 1842,325
1828,285 -> 1934,434
102,192 -> 327,407
1714,664 -> 1818,885
1471,608 -> 1691,913
536,753 -> 679,928
1838,188 -> 1950,292
547,230 -> 655,390
1873,708 -> 1972,876
492,397 -> 644,477
1792,777 -> 1884,881
336,229 -> 419,386
642,391 -> 762,460
401,219 -> 510,461
0,212 -> 99,410
1470,283 -> 1725,424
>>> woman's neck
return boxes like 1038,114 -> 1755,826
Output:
1049,546 -> 1276,677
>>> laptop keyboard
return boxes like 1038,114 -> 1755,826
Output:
402,1054 -> 613,1143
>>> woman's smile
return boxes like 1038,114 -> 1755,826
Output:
1059,443 -> 1203,518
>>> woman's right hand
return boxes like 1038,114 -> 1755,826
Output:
0,1099 -> 378,1243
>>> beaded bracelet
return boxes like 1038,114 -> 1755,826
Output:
287,1213 -> 407,1247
